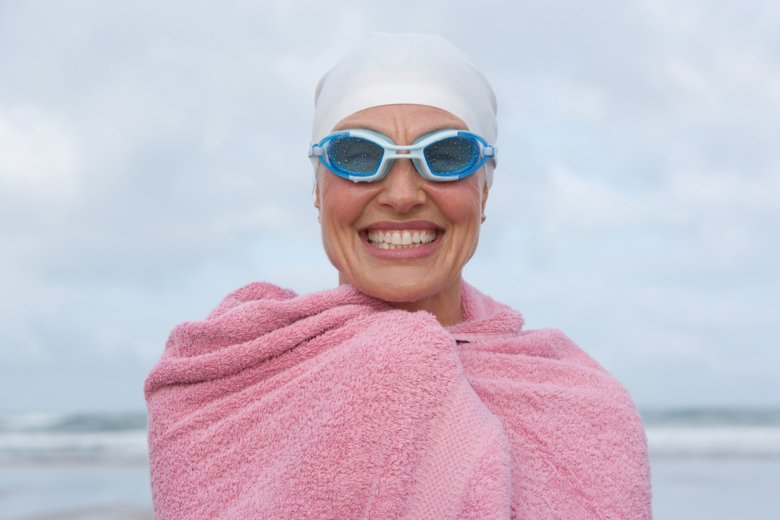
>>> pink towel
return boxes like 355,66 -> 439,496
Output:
145,281 -> 651,519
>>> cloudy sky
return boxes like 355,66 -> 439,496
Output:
1,0 -> 778,413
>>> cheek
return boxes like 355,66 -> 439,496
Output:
320,177 -> 364,221
433,181 -> 484,223
318,177 -> 369,254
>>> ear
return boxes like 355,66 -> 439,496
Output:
481,179 -> 489,214
314,180 -> 321,211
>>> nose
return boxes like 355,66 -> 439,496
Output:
375,157 -> 427,213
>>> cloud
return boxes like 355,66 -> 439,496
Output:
1,0 -> 779,412
0,105 -> 80,205
668,169 -> 780,215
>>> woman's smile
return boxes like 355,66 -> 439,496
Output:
361,220 -> 443,257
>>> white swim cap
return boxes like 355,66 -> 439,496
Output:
312,33 -> 498,186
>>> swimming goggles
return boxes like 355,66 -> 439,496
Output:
309,128 -> 496,182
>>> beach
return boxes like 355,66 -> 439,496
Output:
4,456 -> 780,519
652,456 -> 780,519
1,463 -> 152,519
1,409 -> 779,519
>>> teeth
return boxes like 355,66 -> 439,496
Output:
366,229 -> 438,249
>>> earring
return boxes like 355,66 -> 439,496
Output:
481,214 -> 486,223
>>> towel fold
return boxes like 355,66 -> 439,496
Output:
145,281 -> 651,519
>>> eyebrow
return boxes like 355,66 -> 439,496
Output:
331,123 -> 468,138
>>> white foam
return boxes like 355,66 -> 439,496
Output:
0,431 -> 148,464
646,425 -> 780,457
0,412 -> 69,431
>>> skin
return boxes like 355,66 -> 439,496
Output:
314,104 -> 489,326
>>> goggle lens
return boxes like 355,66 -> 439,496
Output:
327,136 -> 384,175
423,136 -> 480,175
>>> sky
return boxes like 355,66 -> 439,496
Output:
1,0 -> 778,413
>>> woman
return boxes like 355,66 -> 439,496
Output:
145,34 -> 651,519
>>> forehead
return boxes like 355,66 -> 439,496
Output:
333,104 -> 468,136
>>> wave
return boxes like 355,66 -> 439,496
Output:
0,411 -> 146,433
1,409 -> 779,464
0,412 -> 148,465
640,407 -> 780,427
646,425 -> 780,457
0,430 -> 148,465
641,407 -> 780,457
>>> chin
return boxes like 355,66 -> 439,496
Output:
352,278 -> 446,305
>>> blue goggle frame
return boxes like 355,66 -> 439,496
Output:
309,128 -> 496,182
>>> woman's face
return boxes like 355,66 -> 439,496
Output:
315,104 -> 489,311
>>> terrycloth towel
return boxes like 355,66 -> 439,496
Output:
145,281 -> 651,519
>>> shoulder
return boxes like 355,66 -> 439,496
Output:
205,281 -> 298,320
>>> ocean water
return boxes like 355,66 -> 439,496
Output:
0,413 -> 151,519
643,408 -> 780,519
0,409 -> 778,519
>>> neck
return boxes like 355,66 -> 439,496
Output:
341,277 -> 463,327
389,283 -> 463,326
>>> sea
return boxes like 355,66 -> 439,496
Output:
0,408 -> 778,519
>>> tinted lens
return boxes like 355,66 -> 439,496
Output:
423,136 -> 480,174
327,136 -> 384,174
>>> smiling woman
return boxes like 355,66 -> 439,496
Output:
145,33 -> 652,519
